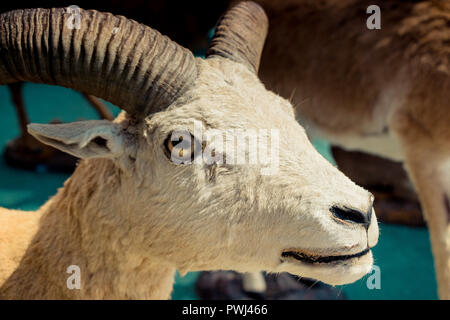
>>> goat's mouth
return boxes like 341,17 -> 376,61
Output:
281,248 -> 370,265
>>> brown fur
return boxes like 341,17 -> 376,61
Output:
255,0 -> 449,136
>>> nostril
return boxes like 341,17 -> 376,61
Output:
330,206 -> 370,227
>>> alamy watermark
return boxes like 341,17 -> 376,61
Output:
168,120 -> 280,175
65,5 -> 81,30
66,265 -> 81,290
366,265 -> 381,290
366,5 -> 381,30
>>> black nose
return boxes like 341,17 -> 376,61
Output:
330,205 -> 372,229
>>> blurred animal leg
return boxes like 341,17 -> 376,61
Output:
9,83 -> 33,144
82,93 -> 114,120
5,83 -> 77,172
393,121 -> 450,299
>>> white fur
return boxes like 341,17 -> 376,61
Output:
0,58 -> 379,299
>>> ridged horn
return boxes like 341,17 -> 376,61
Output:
0,7 -> 198,116
206,1 -> 268,73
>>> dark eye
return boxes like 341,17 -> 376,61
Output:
164,132 -> 204,164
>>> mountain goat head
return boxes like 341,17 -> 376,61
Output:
0,2 -> 378,288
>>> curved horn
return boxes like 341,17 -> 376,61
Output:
0,7 -> 198,116
206,1 -> 268,73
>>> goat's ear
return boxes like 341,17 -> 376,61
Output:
28,120 -> 129,160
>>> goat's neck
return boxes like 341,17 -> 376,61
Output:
0,159 -> 175,299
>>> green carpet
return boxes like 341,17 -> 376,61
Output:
0,83 -> 438,299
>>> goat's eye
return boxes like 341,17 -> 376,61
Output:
164,132 -> 203,164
